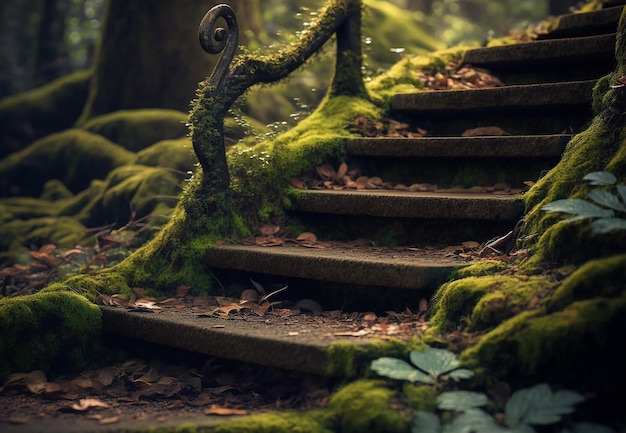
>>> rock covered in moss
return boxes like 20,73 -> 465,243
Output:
0,290 -> 102,380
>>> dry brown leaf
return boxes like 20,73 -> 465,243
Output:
418,298 -> 428,313
336,162 -> 348,179
289,177 -> 304,189
462,241 -> 481,250
315,164 -> 336,180
240,289 -> 259,302
99,416 -> 120,425
296,232 -> 317,243
203,405 -> 248,416
69,398 -> 109,411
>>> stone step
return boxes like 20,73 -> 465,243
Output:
390,80 -> 595,135
100,306 -> 371,376
539,5 -> 623,40
288,189 -> 523,220
391,80 -> 595,112
203,244 -> 464,290
462,34 -> 616,84
347,134 -> 570,158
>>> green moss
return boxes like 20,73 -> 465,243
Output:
40,179 -> 74,201
547,254 -> 626,312
80,109 -> 189,152
134,138 -> 197,172
450,260 -> 508,279
327,379 -> 409,433
0,129 -> 135,196
430,275 -> 555,332
0,70 -> 91,157
0,216 -> 88,256
42,271 -> 132,302
212,412 -> 331,433
402,383 -> 438,412
326,338 -> 425,377
462,292 -> 626,393
0,290 -> 102,379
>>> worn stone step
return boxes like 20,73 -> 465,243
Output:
347,134 -> 571,158
288,189 -> 523,220
539,5 -> 623,39
390,80 -> 595,135
203,244 -> 464,290
391,80 -> 595,112
100,306 -> 373,376
462,34 -> 616,84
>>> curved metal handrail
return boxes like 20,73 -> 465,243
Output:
190,0 -> 366,195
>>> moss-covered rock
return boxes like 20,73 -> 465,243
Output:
79,109 -> 190,153
429,274 -> 555,332
0,70 -> 91,158
0,290 -> 102,380
0,129 -> 134,197
134,138 -> 197,172
327,380 -> 409,433
461,292 -> 626,396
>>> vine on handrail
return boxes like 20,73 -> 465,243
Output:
189,0 -> 366,197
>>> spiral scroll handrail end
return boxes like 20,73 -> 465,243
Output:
198,4 -> 238,90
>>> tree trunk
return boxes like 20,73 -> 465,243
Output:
77,0 -> 263,124
36,0 -> 72,85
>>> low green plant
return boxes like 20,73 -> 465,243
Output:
542,171 -> 626,234
370,347 -> 473,385
412,384 -> 613,433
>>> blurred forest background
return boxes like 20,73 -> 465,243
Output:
1,0 -> 580,100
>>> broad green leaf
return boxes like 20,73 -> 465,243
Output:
583,171 -> 616,186
448,368 -> 474,382
410,348 -> 460,377
505,384 -> 585,426
590,218 -> 626,234
444,409 -> 505,433
542,199 -> 614,222
587,190 -> 626,212
371,357 -> 433,383
412,411 -> 441,433
617,185 -> 626,207
437,391 -> 487,411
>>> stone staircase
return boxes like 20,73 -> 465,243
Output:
100,4 -> 623,376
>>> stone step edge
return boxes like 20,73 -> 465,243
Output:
203,244 -> 465,290
462,33 -> 615,67
100,306 -> 374,376
347,134 -> 572,158
539,5 -> 623,40
288,189 -> 524,220
391,80 -> 596,112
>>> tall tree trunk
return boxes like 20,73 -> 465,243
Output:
36,0 -> 71,86
77,0 -> 263,124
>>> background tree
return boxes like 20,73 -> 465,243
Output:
77,0 -> 263,123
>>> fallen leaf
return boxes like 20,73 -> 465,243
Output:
462,126 -> 509,137
259,224 -> 280,236
289,178 -> 304,189
315,164 -> 336,180
294,299 -> 323,314
99,416 -> 120,425
203,405 -> 248,416
69,398 -> 109,411
296,232 -> 317,243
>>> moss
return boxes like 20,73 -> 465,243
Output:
0,290 -> 102,380
80,109 -> 189,152
326,338 -> 425,378
0,216 -> 88,255
0,129 -> 135,197
97,164 -> 182,226
450,260 -> 508,279
547,254 -> 626,312
42,271 -> 132,302
0,70 -> 91,157
462,294 -> 626,395
402,383 -> 438,412
430,275 -> 555,332
40,179 -> 74,201
327,379 -> 409,433
212,411 -> 331,433
134,138 -> 197,172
